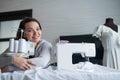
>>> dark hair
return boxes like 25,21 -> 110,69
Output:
16,17 -> 42,40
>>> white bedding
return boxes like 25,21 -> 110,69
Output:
1,62 -> 120,80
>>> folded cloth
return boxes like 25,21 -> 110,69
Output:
74,61 -> 94,72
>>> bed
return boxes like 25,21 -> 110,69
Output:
1,62 -> 120,80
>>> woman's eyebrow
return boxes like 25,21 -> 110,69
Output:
26,28 -> 33,30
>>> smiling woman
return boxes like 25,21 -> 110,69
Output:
0,17 -> 53,73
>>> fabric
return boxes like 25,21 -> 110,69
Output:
0,39 -> 53,71
1,62 -> 120,80
93,25 -> 120,70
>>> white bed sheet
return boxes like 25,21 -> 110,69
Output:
1,62 -> 120,80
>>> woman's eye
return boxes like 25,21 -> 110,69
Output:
36,28 -> 40,31
25,28 -> 40,33
28,29 -> 34,32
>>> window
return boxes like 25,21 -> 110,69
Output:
0,9 -> 32,54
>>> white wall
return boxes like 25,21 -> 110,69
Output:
0,0 -> 120,45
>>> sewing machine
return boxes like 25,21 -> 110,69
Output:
56,43 -> 96,70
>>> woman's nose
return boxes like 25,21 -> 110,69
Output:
33,30 -> 38,35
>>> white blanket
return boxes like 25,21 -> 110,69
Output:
1,62 -> 120,80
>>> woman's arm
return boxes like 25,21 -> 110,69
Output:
0,54 -> 13,68
30,40 -> 52,68
12,56 -> 36,70
0,48 -> 13,68
0,48 -> 36,72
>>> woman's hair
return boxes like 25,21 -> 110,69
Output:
16,17 -> 42,40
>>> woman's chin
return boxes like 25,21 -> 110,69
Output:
33,39 -> 40,43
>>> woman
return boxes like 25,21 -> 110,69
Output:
0,17 -> 52,72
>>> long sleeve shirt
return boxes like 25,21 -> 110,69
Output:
0,39 -> 53,69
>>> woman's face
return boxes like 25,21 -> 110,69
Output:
23,21 -> 42,44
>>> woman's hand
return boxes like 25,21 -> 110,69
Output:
13,56 -> 36,70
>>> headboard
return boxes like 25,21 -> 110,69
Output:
60,34 -> 104,65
